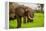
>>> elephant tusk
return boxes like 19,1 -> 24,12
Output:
28,16 -> 33,20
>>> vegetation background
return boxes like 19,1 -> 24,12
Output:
9,12 -> 44,29
9,3 -> 44,29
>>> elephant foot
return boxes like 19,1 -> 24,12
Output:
16,26 -> 21,28
24,22 -> 26,24
23,21 -> 26,24
16,27 -> 20,28
27,21 -> 29,23
23,22 -> 26,23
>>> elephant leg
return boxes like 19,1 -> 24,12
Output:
27,18 -> 30,23
16,16 -> 21,28
23,17 -> 26,23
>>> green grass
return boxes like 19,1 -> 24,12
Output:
9,13 -> 44,28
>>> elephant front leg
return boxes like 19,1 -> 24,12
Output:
23,16 -> 27,23
16,16 -> 21,28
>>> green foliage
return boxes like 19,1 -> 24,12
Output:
35,10 -> 44,13
9,13 -> 44,29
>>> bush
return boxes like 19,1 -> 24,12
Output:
35,10 -> 44,13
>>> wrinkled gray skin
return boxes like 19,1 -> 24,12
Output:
9,3 -> 34,28
24,7 -> 34,23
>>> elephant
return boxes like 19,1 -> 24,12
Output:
15,6 -> 34,28
9,2 -> 34,28
23,6 -> 34,23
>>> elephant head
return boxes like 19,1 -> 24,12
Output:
24,6 -> 34,20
